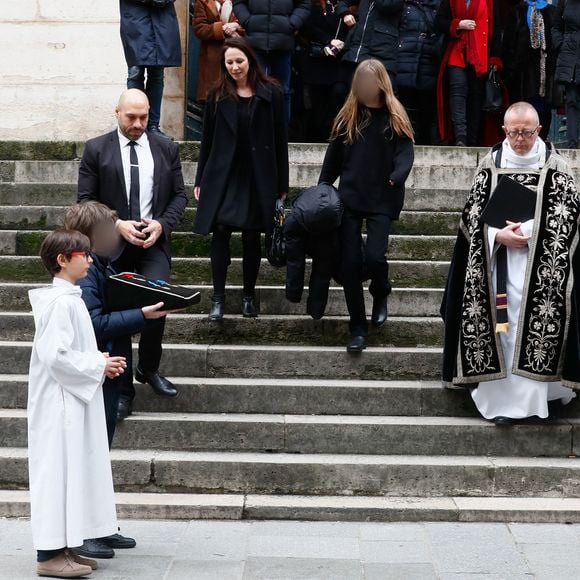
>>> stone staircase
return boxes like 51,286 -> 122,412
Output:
1,141 -> 580,523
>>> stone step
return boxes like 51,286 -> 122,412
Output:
0,409 -> 575,457
0,206 -> 461,235
0,141 -> 487,165
5,152 -> 580,188
3,372 -> 579,420
0,341 -> 443,379
0,183 -> 469,211
0,256 -> 450,287
0,230 -> 456,261
0,283 -> 444,316
1,160 -> 487,190
1,447 -> 579,497
0,375 -> 479,417
0,312 -> 444,347
4,489 -> 580,523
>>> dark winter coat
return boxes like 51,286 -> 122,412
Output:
503,2 -> 555,101
318,109 -> 414,219
233,0 -> 311,51
298,0 -> 348,85
79,254 -> 146,352
194,83 -> 290,235
285,183 -> 343,319
397,0 -> 444,91
553,0 -> 580,85
336,0 -> 405,73
120,0 -> 182,67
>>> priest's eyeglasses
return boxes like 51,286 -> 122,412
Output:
505,127 -> 539,139
70,251 -> 91,260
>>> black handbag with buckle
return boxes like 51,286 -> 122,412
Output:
482,69 -> 503,112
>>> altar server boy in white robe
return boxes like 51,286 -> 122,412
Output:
28,229 -> 127,578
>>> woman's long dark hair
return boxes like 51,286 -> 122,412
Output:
214,37 -> 279,101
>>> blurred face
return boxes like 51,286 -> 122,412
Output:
116,99 -> 149,140
503,112 -> 541,155
91,220 -> 119,258
354,70 -> 382,105
224,48 -> 250,84
58,251 -> 92,281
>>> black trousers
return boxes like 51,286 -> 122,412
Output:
339,209 -> 392,336
398,86 -> 438,145
211,225 -> 262,297
102,336 -> 132,445
113,243 -> 171,400
447,65 -> 485,145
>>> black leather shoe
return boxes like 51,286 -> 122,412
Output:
99,533 -> 136,549
135,367 -> 178,398
116,397 -> 132,421
242,295 -> 258,318
371,297 -> 388,327
493,416 -> 516,426
347,335 -> 366,353
73,539 -> 114,559
209,296 -> 225,321
148,125 -> 174,140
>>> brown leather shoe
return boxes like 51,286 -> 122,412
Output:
37,551 -> 92,577
66,550 -> 98,570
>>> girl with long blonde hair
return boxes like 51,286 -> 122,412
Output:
319,59 -> 415,352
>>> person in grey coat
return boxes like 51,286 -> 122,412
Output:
120,0 -> 182,139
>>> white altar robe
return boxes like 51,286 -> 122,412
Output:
470,185 -> 577,419
27,277 -> 117,550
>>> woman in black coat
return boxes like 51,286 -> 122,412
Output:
194,38 -> 289,320
319,59 -> 414,353
503,0 -> 555,140
297,0 -> 349,141
397,0 -> 444,144
120,0 -> 181,138
553,0 -> 580,148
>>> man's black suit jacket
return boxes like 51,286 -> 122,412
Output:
77,129 -> 188,260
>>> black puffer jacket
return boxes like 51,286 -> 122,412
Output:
553,0 -> 580,85
234,0 -> 311,51
337,0 -> 405,73
285,183 -> 343,319
396,0 -> 443,91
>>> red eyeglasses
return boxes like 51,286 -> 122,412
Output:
70,251 -> 91,259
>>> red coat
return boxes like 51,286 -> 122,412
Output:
435,0 -> 503,142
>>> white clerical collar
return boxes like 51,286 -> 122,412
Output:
117,128 -> 149,148
500,138 -> 546,169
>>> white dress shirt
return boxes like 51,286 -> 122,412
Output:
117,128 -> 155,220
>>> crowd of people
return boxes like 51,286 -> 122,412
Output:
22,0 -> 580,577
191,0 -> 580,147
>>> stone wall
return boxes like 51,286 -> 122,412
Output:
0,0 -> 188,141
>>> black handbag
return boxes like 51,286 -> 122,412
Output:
482,69 -> 503,112
266,199 -> 287,268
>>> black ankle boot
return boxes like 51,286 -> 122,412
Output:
209,295 -> 225,321
242,295 -> 258,318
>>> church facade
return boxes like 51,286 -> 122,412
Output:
0,0 -> 190,141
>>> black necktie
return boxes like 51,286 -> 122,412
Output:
128,141 -> 140,220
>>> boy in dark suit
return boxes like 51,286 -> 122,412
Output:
77,89 -> 188,419
63,201 -> 175,560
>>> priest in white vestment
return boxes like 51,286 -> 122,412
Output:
441,102 -> 580,425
